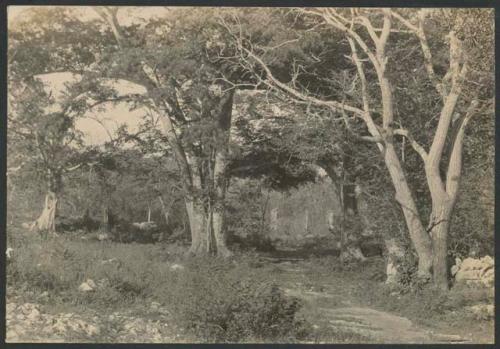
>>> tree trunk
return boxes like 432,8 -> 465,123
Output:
339,181 -> 346,264
186,198 -> 207,255
31,191 -> 58,236
211,148 -> 232,258
384,143 -> 433,278
158,195 -> 170,226
209,90 -> 234,258
429,202 -> 453,290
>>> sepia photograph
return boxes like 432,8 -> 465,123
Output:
4,4 -> 495,344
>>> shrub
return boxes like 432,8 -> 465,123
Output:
156,257 -> 309,342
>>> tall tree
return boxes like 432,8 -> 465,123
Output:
9,7 -> 248,256
223,8 -> 494,288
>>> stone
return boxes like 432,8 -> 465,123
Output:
6,247 -> 13,260
78,280 -> 96,292
170,263 -> 185,271
97,233 -> 110,241
26,307 -> 41,321
481,255 -> 494,267
386,262 -> 399,284
453,255 -> 494,288
101,258 -> 118,265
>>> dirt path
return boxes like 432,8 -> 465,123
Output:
275,261 -> 471,344
320,306 -> 469,343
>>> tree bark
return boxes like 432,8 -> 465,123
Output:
31,169 -> 61,236
209,90 -> 235,258
430,203 -> 452,290
212,153 -> 232,258
384,143 -> 434,278
31,190 -> 58,236
186,198 -> 207,255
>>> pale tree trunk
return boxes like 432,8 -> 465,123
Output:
31,191 -> 58,236
426,100 -> 478,290
384,144 -> 433,278
157,195 -> 172,241
371,12 -> 434,278
186,199 -> 207,255
31,170 -> 61,236
186,159 -> 208,255
158,195 -> 170,226
212,152 -> 232,258
209,90 -> 235,257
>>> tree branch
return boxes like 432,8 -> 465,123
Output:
445,99 -> 486,198
393,128 -> 428,161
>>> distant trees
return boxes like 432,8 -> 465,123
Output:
223,8 -> 494,288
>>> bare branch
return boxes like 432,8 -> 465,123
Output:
445,99 -> 488,198
393,128 -> 428,161
235,37 -> 365,117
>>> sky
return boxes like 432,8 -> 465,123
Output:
8,6 -> 169,146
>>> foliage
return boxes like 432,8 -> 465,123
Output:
164,257 -> 308,342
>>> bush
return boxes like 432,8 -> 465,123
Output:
156,257 -> 309,342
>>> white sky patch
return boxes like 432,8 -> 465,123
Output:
35,72 -> 148,146
8,6 -> 171,146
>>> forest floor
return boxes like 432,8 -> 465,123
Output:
5,228 -> 495,343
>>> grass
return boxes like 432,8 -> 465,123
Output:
6,225 -> 494,343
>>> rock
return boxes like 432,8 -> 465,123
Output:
453,255 -> 494,288
386,262 -> 399,284
467,304 -> 494,320
170,263 -> 185,271
26,307 -> 41,321
481,255 -> 494,266
21,222 -> 31,229
6,247 -> 13,260
78,279 -> 96,292
97,232 -> 110,241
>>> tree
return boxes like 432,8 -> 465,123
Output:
8,78 -> 85,235
223,8 -> 494,288
9,7 -> 250,256
83,7 -> 246,256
